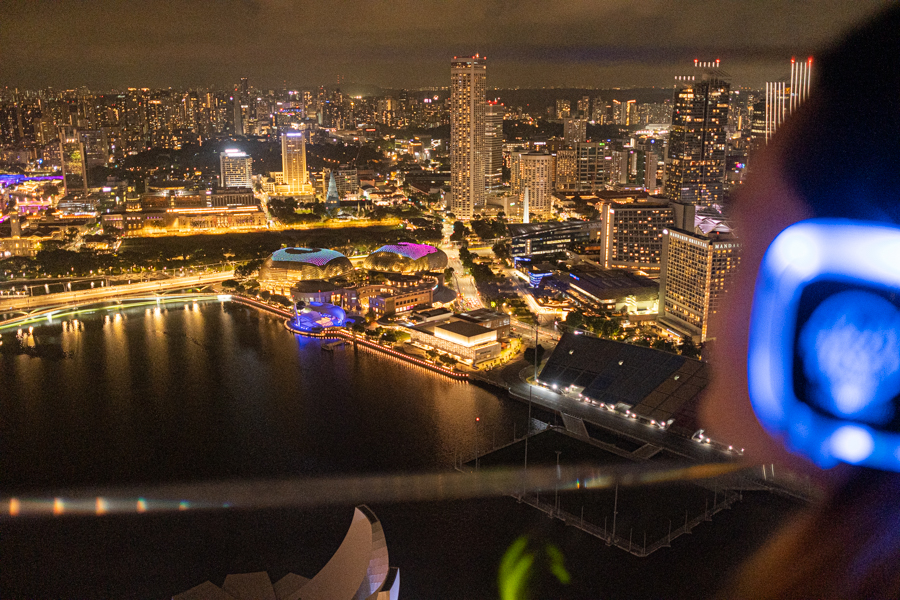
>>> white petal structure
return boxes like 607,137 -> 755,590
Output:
173,505 -> 399,600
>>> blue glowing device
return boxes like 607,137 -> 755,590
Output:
749,219 -> 900,470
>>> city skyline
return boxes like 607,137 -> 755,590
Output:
1,0 -> 894,90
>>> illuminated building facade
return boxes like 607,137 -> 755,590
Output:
509,221 -> 599,258
598,201 -> 675,271
59,125 -> 87,196
665,60 -> 730,208
485,101 -> 504,188
281,131 -> 313,196
321,167 -> 359,200
555,142 -> 610,193
363,242 -> 448,273
658,227 -> 742,342
407,316 -> 505,365
100,188 -> 263,235
518,152 -> 553,216
258,247 -> 353,294
563,118 -> 586,146
219,149 -> 252,189
762,57 -> 813,143
450,55 -> 486,219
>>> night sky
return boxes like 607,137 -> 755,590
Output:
1,0 -> 895,90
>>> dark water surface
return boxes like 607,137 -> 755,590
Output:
0,300 -> 798,599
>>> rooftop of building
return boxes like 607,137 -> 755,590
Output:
508,220 -> 593,237
270,247 -> 349,266
538,333 -> 709,431
561,264 -> 658,293
415,307 -> 453,319
435,319 -> 497,339
594,190 -> 650,202
370,242 -> 439,260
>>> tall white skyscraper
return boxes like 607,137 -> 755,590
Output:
450,55 -> 486,219
485,101 -> 504,190
219,149 -> 252,188
764,57 -> 813,143
281,131 -> 312,196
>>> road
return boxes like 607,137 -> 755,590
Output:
445,246 -> 484,311
0,271 -> 234,311
510,318 -> 561,346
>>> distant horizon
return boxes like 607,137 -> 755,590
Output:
4,81 -> 773,95
3,0 -> 892,92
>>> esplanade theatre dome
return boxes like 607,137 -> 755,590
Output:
363,242 -> 448,273
258,247 -> 353,292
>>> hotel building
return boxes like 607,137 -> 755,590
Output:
658,225 -> 742,342
281,131 -> 313,196
219,149 -> 252,189
597,201 -> 675,271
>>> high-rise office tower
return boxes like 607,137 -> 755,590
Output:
220,149 -> 252,188
577,96 -> 591,118
591,97 -> 605,123
233,90 -> 243,136
450,55 -> 486,219
79,129 -> 109,183
625,100 -> 638,126
59,125 -> 87,196
519,152 -> 553,217
554,142 -> 610,193
555,99 -> 571,120
510,150 -> 524,197
281,131 -> 312,196
562,118 -> 586,146
665,60 -> 731,208
760,57 -> 813,144
485,101 -> 504,189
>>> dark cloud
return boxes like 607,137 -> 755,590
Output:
1,0 -> 894,89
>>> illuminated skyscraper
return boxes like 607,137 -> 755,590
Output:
658,208 -> 742,342
59,125 -> 87,196
485,101 -> 504,189
665,60 -> 731,208
554,142 -> 610,193
219,149 -> 252,188
281,131 -> 312,196
562,118 -> 586,146
763,57 -> 813,143
450,55 -> 486,219
519,152 -> 553,217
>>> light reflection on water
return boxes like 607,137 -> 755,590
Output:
1,299 -> 528,490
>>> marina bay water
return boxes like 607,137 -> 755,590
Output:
0,299 -> 527,490
0,299 -> 796,599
